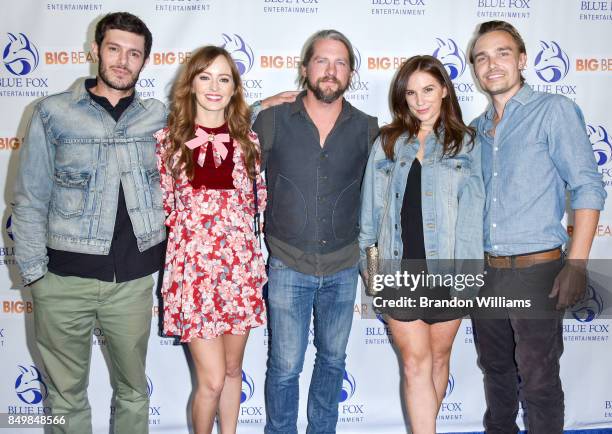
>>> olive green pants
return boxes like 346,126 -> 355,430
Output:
31,272 -> 153,434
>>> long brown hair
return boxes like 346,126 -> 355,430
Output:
165,45 -> 259,180
380,55 -> 475,160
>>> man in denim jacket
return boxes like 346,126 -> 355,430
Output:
12,13 -> 166,434
469,21 -> 606,433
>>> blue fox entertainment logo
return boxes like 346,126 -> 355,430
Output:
338,370 -> 356,403
146,375 -> 153,398
444,373 -> 455,399
3,33 -> 39,76
221,34 -> 254,76
15,365 -> 48,405
353,47 -> 362,73
588,125 -> 612,167
534,41 -> 570,83
572,285 -> 604,323
349,47 -> 362,90
6,214 -> 13,241
240,370 -> 255,403
432,38 -> 466,81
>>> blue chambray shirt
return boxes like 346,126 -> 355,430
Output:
472,85 -> 606,256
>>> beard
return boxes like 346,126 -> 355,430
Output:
98,58 -> 142,92
306,75 -> 348,104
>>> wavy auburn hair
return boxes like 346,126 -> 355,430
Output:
165,45 -> 259,180
381,55 -> 475,160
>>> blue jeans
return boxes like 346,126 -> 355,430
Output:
264,257 -> 358,434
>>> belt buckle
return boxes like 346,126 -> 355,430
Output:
486,253 -> 513,269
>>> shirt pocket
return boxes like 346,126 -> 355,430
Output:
440,156 -> 472,195
375,159 -> 394,175
270,174 -> 307,238
145,168 -> 164,210
374,159 -> 394,200
51,170 -> 91,218
332,178 -> 360,240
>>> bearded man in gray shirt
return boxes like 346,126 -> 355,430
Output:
253,29 -> 378,434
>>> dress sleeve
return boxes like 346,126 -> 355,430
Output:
154,128 -> 177,227
247,131 -> 267,215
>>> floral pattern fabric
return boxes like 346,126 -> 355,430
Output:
155,128 -> 267,342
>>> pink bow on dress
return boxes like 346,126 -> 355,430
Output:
185,128 -> 230,168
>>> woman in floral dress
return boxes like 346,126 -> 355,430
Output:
155,45 -> 266,434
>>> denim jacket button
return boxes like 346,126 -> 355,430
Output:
394,250 -> 399,256
400,161 -> 406,167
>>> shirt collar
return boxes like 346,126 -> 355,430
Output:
71,76 -> 143,108
85,78 -> 135,113
484,84 -> 532,120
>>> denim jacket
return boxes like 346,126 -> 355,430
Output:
359,131 -> 485,276
13,78 -> 167,284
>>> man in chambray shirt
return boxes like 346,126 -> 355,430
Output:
468,21 -> 606,433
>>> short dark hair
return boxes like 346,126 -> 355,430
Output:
469,20 -> 526,64
299,29 -> 355,88
95,12 -> 153,59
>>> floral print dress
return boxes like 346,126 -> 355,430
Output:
155,126 -> 267,342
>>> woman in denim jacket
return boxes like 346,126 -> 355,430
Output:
359,55 -> 484,433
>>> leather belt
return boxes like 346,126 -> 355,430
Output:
485,248 -> 562,269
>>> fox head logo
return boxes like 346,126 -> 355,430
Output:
3,33 -> 40,76
433,38 -> 466,80
221,33 -> 254,76
534,41 -> 569,83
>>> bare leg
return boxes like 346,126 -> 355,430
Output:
217,332 -> 250,434
188,337 -> 226,434
387,318 -> 436,434
429,319 -> 461,408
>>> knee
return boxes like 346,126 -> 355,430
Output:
402,352 -> 432,381
314,345 -> 346,367
225,362 -> 243,380
479,353 -> 518,375
268,344 -> 305,377
197,375 -> 225,399
519,365 -> 561,394
432,347 -> 452,373
313,328 -> 351,365
113,380 -> 148,401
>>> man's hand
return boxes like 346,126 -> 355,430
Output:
548,260 -> 588,310
261,91 -> 300,110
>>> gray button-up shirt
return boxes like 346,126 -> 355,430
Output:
254,92 -> 379,275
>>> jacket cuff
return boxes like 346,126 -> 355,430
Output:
21,262 -> 47,286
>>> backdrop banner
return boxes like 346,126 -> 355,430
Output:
1,1 -> 611,433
